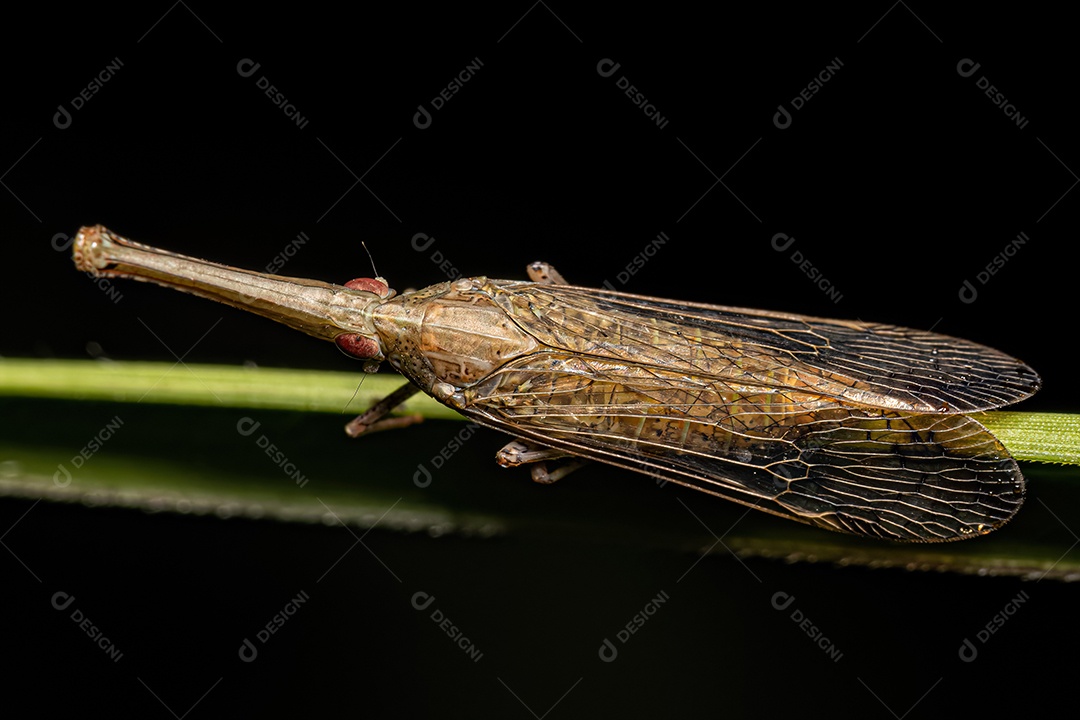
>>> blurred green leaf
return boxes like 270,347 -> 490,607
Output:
2,359 -> 1078,580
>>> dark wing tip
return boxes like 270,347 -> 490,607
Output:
778,413 -> 1026,543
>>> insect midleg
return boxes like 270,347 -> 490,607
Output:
496,439 -> 587,484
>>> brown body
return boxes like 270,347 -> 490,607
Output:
73,226 -> 1041,542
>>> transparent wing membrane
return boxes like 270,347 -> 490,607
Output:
458,282 -> 1038,542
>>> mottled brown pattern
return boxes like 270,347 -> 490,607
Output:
373,278 -> 1038,542
74,227 -> 1040,542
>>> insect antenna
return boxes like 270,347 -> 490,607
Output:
360,241 -> 387,285
342,374 -> 367,415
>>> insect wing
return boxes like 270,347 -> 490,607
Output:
485,283 -> 1040,413
456,282 -> 1034,541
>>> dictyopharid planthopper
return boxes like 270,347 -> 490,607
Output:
73,225 -> 1041,542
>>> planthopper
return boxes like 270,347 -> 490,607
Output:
72,225 -> 1041,542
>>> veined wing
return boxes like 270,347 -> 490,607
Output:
485,282 -> 1041,414
454,280 -> 1034,541
458,351 -> 1024,542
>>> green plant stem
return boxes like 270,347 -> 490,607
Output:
1,358 -> 1074,465
0,358 -> 459,419
973,411 -> 1080,465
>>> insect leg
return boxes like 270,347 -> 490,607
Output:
496,440 -> 587,484
526,262 -> 569,285
344,382 -> 424,437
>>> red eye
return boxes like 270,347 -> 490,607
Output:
335,333 -> 381,360
344,278 -> 389,296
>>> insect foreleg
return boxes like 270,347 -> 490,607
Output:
345,382 -> 424,437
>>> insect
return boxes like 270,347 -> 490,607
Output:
73,225 -> 1040,542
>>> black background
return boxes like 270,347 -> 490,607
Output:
2,4 -> 1076,717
